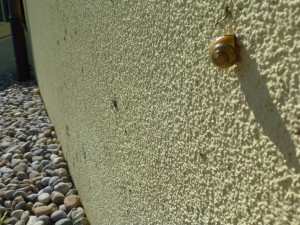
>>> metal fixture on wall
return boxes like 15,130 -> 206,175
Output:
209,34 -> 239,68
7,0 -> 30,81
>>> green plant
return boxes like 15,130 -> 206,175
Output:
0,210 -> 8,225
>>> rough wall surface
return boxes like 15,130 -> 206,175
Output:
25,0 -> 300,224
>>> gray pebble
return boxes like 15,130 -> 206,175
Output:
50,210 -> 67,223
48,176 -> 59,187
29,171 -> 40,180
0,183 -> 6,189
38,215 -> 51,225
13,162 -> 27,174
17,171 -> 28,180
54,218 -> 73,225
20,210 -> 30,224
51,191 -> 65,205
3,217 -> 18,225
52,179 -> 63,188
27,216 -> 38,225
15,221 -> 25,225
23,152 -> 33,160
32,149 -> 45,157
38,193 -> 51,204
0,166 -> 13,174
36,181 -> 44,190
32,156 -> 44,161
4,190 -> 15,200
45,169 -> 55,176
4,200 -> 12,208
55,168 -> 68,178
15,200 -> 26,210
41,177 -> 50,186
66,189 -> 78,196
26,194 -> 37,202
43,186 -> 53,194
47,144 -> 59,149
31,162 -> 43,172
13,190 -> 27,199
41,160 -> 50,167
11,209 -> 24,219
33,221 -> 45,225
1,153 -> 12,161
54,183 -> 69,194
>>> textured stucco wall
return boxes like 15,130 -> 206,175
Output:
25,0 -> 300,224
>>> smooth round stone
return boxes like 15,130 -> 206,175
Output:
41,177 -> 50,186
29,171 -> 41,180
4,190 -> 15,200
26,202 -> 34,214
52,157 -> 65,165
36,138 -> 47,145
4,200 -> 12,208
27,216 -> 38,225
1,153 -> 12,161
48,176 -> 59,187
50,210 -> 67,223
26,193 -> 37,202
47,144 -> 59,149
64,195 -> 80,210
13,190 -> 27,199
0,166 -> 13,174
20,210 -> 30,224
32,202 -> 46,212
33,221 -> 45,225
34,206 -> 53,216
17,171 -> 28,181
45,169 -> 55,176
41,160 -> 50,168
32,163 -> 43,172
52,179 -> 63,188
36,181 -> 44,190
3,217 -> 18,225
11,209 -> 24,219
13,163 -> 27,174
38,215 -> 51,225
32,149 -> 45,157
51,191 -> 65,205
55,168 -> 68,178
32,156 -> 44,161
54,218 -> 73,225
38,193 -> 51,204
23,152 -> 33,160
43,186 -> 53,194
73,217 -> 90,225
15,200 -> 27,210
59,204 -> 66,211
0,188 -> 5,198
54,183 -> 70,194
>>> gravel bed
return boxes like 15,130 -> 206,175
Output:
0,76 -> 90,225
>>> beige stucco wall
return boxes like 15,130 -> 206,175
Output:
24,0 -> 300,224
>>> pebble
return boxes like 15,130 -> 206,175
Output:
54,183 -> 70,195
38,193 -> 51,204
11,209 -> 24,219
0,80 -> 89,224
37,215 -> 51,225
54,218 -> 73,225
51,191 -> 65,205
64,195 -> 80,210
51,209 -> 67,222
20,210 -> 30,224
34,206 -> 53,216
